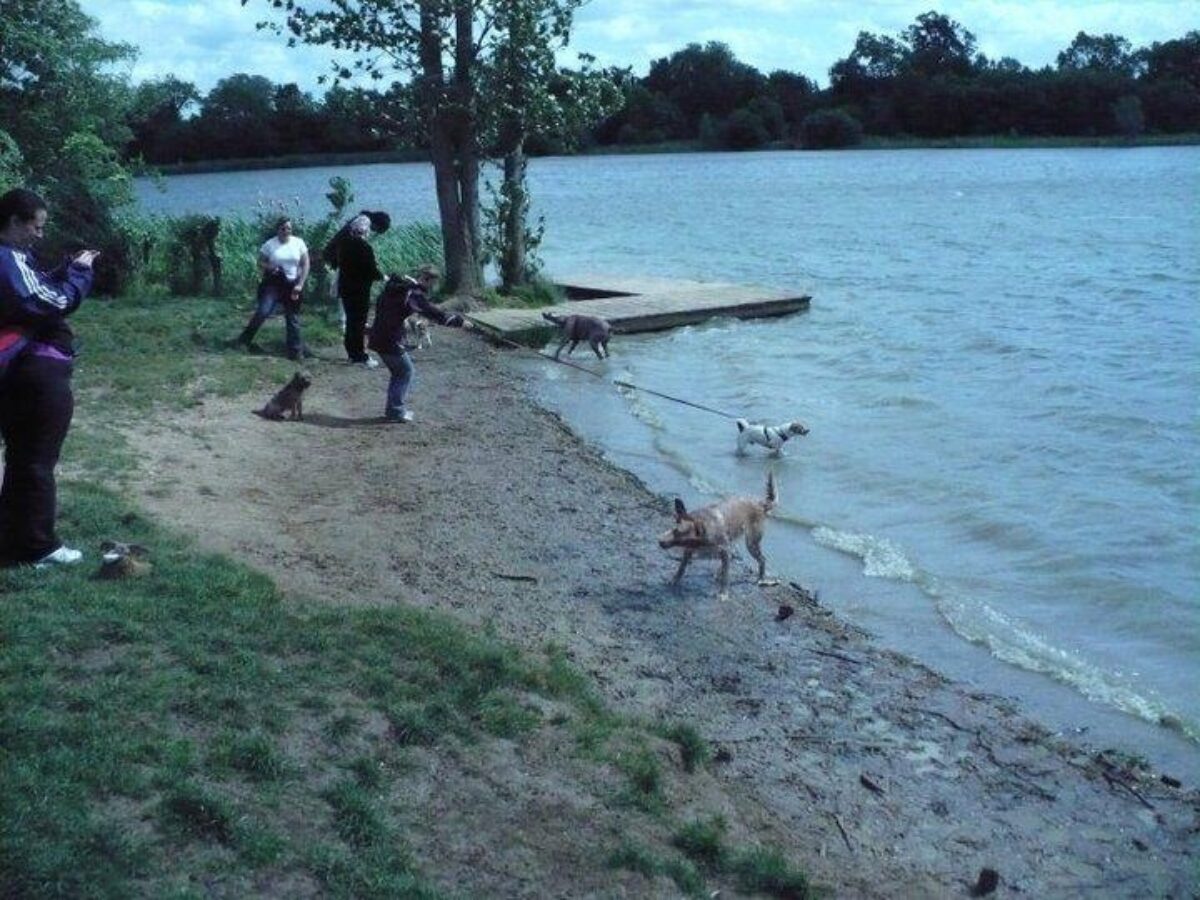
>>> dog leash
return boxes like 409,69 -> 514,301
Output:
463,315 -> 741,421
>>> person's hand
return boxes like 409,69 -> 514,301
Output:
73,250 -> 100,268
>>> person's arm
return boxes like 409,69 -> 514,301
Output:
293,250 -> 310,297
408,289 -> 465,327
0,247 -> 94,323
368,245 -> 383,283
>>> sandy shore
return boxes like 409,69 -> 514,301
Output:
120,328 -> 1198,897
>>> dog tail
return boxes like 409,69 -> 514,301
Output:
542,311 -> 564,325
763,471 -> 777,513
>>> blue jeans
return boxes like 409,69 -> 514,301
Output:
379,350 -> 414,418
240,278 -> 304,357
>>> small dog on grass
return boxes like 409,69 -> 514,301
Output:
97,540 -> 152,579
658,472 -> 777,598
405,314 -> 432,349
256,371 -> 311,421
736,419 -> 809,455
542,310 -> 612,360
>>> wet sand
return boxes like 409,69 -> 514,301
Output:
119,329 -> 1199,897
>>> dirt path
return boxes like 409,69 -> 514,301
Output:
118,330 -> 1198,897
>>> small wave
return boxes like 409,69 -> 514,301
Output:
809,523 -> 1197,741
933,586 -> 1197,742
811,526 -> 917,582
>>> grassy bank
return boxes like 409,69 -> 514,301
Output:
149,148 -> 430,176
1,292 -> 813,898
858,131 -> 1200,150
148,131 -> 1200,177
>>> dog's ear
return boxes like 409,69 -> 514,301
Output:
673,498 -> 689,521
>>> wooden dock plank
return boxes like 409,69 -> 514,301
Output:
468,275 -> 811,343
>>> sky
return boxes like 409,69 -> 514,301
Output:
77,0 -> 1196,96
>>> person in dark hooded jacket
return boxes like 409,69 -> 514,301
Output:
367,265 -> 470,422
0,188 -> 98,567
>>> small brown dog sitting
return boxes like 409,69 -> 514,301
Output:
97,540 -> 152,579
256,371 -> 311,421
658,472 -> 777,598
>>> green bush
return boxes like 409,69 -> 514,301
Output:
797,109 -> 864,149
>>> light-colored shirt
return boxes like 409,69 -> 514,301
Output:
259,235 -> 308,282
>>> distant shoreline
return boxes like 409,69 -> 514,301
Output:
144,132 -> 1200,176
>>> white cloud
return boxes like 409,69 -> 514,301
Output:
81,0 -> 1198,95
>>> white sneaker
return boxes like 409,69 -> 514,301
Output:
400,410 -> 414,422
34,545 -> 83,568
364,356 -> 380,370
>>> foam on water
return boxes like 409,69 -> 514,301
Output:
811,526 -> 918,582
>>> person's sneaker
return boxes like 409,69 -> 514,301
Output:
364,356 -> 380,369
399,410 -> 414,423
33,545 -> 83,568
385,410 -> 414,423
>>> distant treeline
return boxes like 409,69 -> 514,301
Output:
127,14 -> 1199,165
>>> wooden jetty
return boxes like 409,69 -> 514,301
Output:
467,274 -> 811,346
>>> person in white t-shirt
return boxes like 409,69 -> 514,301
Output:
234,217 -> 311,359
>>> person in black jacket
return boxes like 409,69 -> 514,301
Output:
367,266 -> 470,423
336,215 -> 383,366
323,209 -> 390,336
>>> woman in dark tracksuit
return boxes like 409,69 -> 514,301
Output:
367,265 -> 468,422
0,188 -> 97,567
336,215 -> 383,366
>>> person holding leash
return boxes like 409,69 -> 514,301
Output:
367,265 -> 469,423
0,188 -> 98,567
234,217 -> 311,360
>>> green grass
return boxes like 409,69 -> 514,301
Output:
2,289 -> 815,897
0,483 -> 599,896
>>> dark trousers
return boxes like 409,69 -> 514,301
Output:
240,277 -> 304,357
341,287 -> 371,362
0,354 -> 74,564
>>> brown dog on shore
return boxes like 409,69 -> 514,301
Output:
256,371 -> 311,421
542,310 -> 612,360
658,472 -> 777,597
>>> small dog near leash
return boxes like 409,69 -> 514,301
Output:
658,472 -> 778,598
256,371 -> 312,421
405,314 -> 432,349
736,419 -> 809,455
541,310 -> 612,360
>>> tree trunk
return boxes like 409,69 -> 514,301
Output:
418,2 -> 484,296
428,121 -> 482,295
500,140 -> 527,292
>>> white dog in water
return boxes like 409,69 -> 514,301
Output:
736,419 -> 809,455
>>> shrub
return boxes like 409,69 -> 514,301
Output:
797,109 -> 864,149
721,109 -> 771,150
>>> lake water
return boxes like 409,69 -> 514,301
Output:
137,147 -> 1200,778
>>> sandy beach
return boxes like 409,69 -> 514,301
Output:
117,328 -> 1198,897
